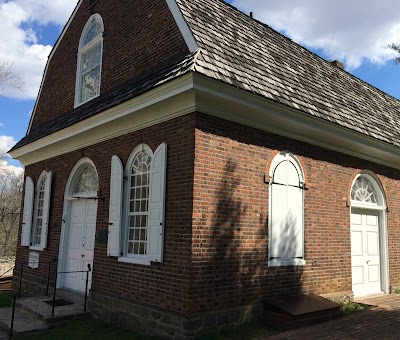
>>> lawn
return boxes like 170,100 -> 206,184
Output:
16,318 -> 167,340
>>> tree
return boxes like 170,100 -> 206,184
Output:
0,61 -> 24,94
0,150 -> 24,257
389,44 -> 400,64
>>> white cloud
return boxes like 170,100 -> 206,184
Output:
231,0 -> 400,69
0,135 -> 18,155
0,160 -> 24,176
0,0 -> 77,99
0,135 -> 23,172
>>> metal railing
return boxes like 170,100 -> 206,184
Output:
9,260 -> 92,339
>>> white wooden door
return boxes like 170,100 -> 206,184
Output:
64,199 -> 97,293
351,209 -> 381,297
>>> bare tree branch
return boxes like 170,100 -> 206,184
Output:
0,156 -> 23,257
0,61 -> 25,94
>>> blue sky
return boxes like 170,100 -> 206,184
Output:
1,0 -> 400,170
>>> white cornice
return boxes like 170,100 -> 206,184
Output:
11,71 -> 400,170
10,74 -> 195,165
191,73 -> 400,170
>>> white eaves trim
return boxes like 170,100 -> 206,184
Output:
191,73 -> 400,170
165,0 -> 198,53
10,74 -> 196,165
12,71 -> 400,171
27,0 -> 84,135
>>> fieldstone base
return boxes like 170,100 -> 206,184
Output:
88,291 -> 263,339
321,291 -> 353,304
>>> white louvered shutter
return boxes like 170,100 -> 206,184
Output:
40,171 -> 52,249
108,155 -> 123,256
147,143 -> 167,262
21,177 -> 34,246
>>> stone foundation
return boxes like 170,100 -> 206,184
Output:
321,291 -> 353,304
88,291 -> 263,339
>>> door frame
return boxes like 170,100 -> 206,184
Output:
350,172 -> 389,296
57,158 -> 99,290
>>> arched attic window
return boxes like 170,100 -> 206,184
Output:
268,151 -> 305,267
75,14 -> 104,107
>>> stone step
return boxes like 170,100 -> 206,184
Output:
16,296 -> 90,325
0,307 -> 48,337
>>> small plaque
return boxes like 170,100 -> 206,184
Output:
96,229 -> 108,245
28,252 -> 40,269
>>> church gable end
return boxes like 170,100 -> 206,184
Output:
29,0 -> 190,133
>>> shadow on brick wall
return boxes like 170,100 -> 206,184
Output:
193,159 -> 305,314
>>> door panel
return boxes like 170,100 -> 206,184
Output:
64,199 -> 97,293
351,209 -> 381,297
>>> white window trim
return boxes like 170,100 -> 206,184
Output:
30,171 -> 46,250
268,151 -> 305,267
74,13 -> 104,108
119,144 -> 154,265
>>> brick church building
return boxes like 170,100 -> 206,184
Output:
9,0 -> 400,337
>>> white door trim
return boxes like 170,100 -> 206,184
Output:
57,158 -> 98,290
350,208 -> 389,297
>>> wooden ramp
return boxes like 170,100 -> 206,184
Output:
0,274 -> 12,292
263,294 -> 341,331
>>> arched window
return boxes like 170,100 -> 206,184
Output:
29,171 -> 52,249
268,151 -> 305,266
75,14 -> 104,106
128,149 -> 152,255
107,143 -> 167,265
72,163 -> 99,195
351,174 -> 384,207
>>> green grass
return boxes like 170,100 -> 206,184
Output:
0,291 -> 13,308
16,318 -> 167,340
340,301 -> 373,315
196,320 -> 278,340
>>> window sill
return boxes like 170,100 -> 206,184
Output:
118,256 -> 151,266
268,259 -> 306,267
29,246 -> 44,252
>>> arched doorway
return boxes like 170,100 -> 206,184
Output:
350,172 -> 388,297
58,159 -> 99,293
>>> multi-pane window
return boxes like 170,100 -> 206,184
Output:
32,175 -> 47,246
128,151 -> 152,256
107,143 -> 167,264
75,14 -> 103,106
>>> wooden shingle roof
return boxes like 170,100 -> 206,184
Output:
12,0 -> 400,152
177,0 -> 400,147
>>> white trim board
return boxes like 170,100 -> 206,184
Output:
11,72 -> 400,171
165,0 -> 198,53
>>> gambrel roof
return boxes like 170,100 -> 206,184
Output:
11,0 -> 400,152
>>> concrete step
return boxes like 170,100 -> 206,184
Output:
0,307 -> 48,337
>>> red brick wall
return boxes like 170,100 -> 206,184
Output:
191,112 -> 400,314
30,0 -> 189,132
17,111 -> 400,319
16,114 -> 196,315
